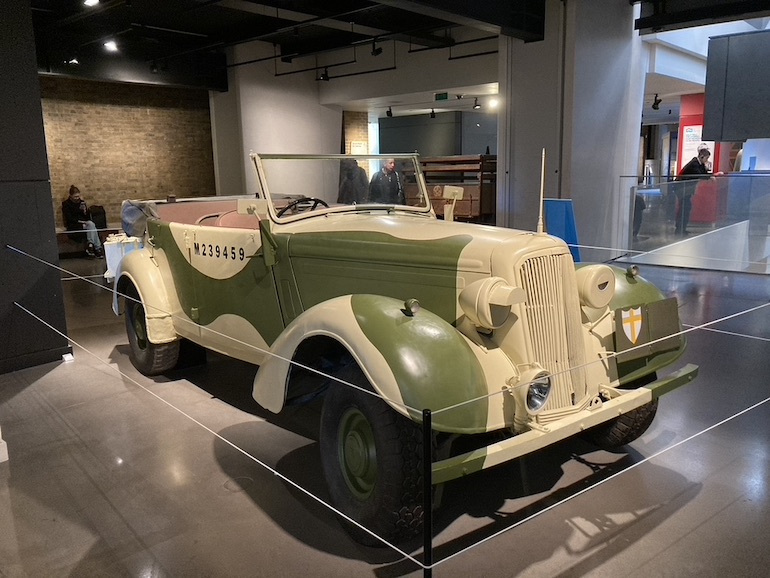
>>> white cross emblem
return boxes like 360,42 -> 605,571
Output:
622,307 -> 643,344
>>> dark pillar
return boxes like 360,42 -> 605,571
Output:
0,0 -> 71,373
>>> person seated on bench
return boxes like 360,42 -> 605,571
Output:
62,185 -> 103,258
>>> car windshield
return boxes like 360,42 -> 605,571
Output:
252,154 -> 431,221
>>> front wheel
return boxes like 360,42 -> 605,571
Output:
319,364 -> 424,546
584,399 -> 659,449
124,283 -> 179,375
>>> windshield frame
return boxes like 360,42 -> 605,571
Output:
250,153 -> 433,224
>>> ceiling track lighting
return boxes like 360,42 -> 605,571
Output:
386,106 -> 393,117
652,93 -> 662,110
371,39 -> 383,57
150,60 -> 158,73
430,108 -> 436,119
473,97 -> 481,110
319,67 -> 329,81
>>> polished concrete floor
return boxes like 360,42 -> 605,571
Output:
1,256 -> 769,577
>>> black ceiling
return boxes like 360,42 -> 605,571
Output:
31,0 -> 546,90
30,1 -> 770,92
635,0 -> 770,34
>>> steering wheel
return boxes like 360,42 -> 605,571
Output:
276,196 -> 329,217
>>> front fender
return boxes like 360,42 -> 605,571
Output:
112,249 -> 177,344
606,264 -> 667,309
253,294 -> 515,433
606,264 -> 686,383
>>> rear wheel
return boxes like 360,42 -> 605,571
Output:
320,364 -> 424,546
585,399 -> 659,449
124,283 -> 179,375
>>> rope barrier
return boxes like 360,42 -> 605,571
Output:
6,242 -> 770,570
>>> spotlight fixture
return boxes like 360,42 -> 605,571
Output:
319,67 -> 329,81
430,109 -> 436,119
103,40 -> 118,52
386,106 -> 393,117
473,98 -> 481,110
84,0 -> 99,6
371,39 -> 383,57
65,57 -> 79,65
150,61 -> 158,73
652,93 -> 662,110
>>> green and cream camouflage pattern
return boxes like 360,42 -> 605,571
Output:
113,153 -> 697,544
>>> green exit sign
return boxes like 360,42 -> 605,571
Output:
434,92 -> 448,101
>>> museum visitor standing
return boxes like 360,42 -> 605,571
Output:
674,147 -> 713,235
368,158 -> 405,204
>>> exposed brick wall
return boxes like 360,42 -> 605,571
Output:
40,76 -> 215,230
343,111 -> 368,154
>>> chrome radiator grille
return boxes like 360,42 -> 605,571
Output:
518,253 -> 587,410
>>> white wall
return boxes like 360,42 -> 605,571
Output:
497,0 -> 644,255
209,68 -> 244,197
566,0 -> 646,254
211,5 -> 648,255
210,41 -> 343,196
496,3 -> 562,232
648,19 -> 770,58
741,139 -> 770,171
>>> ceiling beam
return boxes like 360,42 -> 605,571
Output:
372,0 -> 545,41
636,0 -> 770,33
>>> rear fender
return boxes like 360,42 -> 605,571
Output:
112,249 -> 178,344
253,294 -> 515,433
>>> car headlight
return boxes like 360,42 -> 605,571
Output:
575,264 -> 616,309
525,371 -> 551,413
511,368 -> 552,431
459,277 -> 526,330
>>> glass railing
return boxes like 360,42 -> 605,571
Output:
623,172 -> 770,274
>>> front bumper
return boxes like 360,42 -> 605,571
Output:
431,363 -> 698,484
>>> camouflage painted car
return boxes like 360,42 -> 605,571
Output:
113,153 -> 698,545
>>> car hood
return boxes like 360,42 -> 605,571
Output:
277,212 -> 570,275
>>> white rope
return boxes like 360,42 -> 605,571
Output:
682,323 -> 770,342
566,241 -> 770,271
433,391 -> 770,569
6,244 -> 400,408
7,243 -> 770,570
13,300 -> 427,566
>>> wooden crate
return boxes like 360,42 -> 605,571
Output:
404,155 -> 496,223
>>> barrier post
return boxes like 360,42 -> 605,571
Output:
423,408 -> 433,577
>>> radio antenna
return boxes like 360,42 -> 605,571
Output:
536,148 -> 546,234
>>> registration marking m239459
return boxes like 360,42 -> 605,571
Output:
194,242 -> 246,261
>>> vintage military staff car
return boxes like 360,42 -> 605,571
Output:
113,153 -> 697,545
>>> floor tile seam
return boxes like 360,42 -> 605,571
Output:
433,391 -> 770,570
14,300 -> 425,563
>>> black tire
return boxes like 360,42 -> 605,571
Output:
320,364 -> 424,546
585,399 -> 659,449
124,283 -> 180,375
